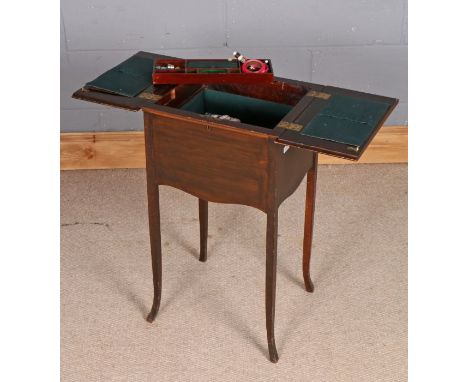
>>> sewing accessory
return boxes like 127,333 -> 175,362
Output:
232,51 -> 269,74
205,112 -> 241,122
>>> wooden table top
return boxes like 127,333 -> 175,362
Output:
72,51 -> 398,161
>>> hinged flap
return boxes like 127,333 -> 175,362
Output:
85,54 -> 154,97
275,86 -> 398,160
72,51 -> 177,111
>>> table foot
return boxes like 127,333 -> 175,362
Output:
304,275 -> 315,293
268,339 -> 279,363
146,304 -> 159,323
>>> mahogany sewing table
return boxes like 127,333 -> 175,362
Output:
73,51 -> 397,363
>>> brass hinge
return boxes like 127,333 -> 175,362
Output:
138,92 -> 162,102
306,90 -> 331,100
277,121 -> 303,132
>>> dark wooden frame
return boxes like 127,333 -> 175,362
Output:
142,108 -> 317,362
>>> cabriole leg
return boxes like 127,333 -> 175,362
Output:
199,199 -> 208,262
266,209 -> 279,363
303,152 -> 318,293
146,184 -> 162,323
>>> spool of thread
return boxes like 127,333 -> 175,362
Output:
233,51 -> 246,63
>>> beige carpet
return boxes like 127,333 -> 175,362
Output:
61,164 -> 407,382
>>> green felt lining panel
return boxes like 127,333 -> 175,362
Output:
85,55 -> 154,97
186,60 -> 239,69
181,89 -> 292,128
300,95 -> 391,147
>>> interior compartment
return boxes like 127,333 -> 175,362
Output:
186,60 -> 239,73
180,88 -> 293,128
156,84 -> 203,107
208,82 -> 308,106
155,59 -> 241,74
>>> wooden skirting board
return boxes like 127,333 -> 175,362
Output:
61,125 -> 407,170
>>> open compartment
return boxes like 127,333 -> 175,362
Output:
152,81 -> 311,130
180,88 -> 293,129
207,81 -> 309,106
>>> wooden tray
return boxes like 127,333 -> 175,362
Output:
152,58 -> 274,85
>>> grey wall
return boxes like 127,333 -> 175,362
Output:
61,0 -> 408,132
